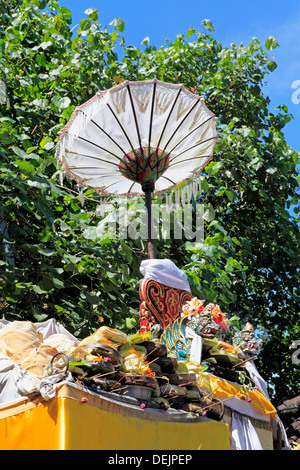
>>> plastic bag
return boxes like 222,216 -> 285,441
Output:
20,345 -> 58,378
79,326 -> 128,347
0,321 -> 42,364
43,334 -> 78,352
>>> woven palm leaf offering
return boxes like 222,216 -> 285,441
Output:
65,325 -> 128,383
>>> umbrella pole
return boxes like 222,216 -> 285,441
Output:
142,182 -> 156,259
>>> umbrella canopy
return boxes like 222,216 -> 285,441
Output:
56,79 -> 218,196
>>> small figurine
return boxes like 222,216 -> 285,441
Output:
232,323 -> 262,357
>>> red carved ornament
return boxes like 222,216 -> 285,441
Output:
139,278 -> 193,333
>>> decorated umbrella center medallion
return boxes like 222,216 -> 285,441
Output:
119,146 -> 170,187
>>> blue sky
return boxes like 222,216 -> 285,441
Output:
60,0 -> 300,153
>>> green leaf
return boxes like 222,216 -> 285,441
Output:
267,59 -> 277,72
125,317 -> 137,329
266,166 -> 277,174
110,18 -> 125,32
237,126 -> 251,138
202,19 -> 215,32
32,285 -> 47,294
31,309 -> 49,322
15,160 -> 35,173
85,292 -> 100,305
201,244 -> 217,257
186,27 -> 195,38
0,116 -> 15,124
265,36 -> 279,51
82,227 -> 98,240
32,98 -> 49,109
84,8 -> 98,21
225,190 -> 234,201
37,246 -> 54,256
231,237 -> 241,246
40,41 -> 52,50
0,80 -> 7,105
44,142 -> 54,150
52,277 -> 65,289
52,95 -> 71,109
203,204 -> 215,222
111,30 -> 119,41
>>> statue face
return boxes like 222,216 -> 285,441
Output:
232,324 -> 262,356
188,312 -> 220,338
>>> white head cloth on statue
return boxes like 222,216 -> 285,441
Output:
140,259 -> 191,292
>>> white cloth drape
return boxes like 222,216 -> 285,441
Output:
245,361 -> 270,399
0,317 -> 78,342
245,361 -> 290,449
231,411 -> 263,450
140,258 -> 191,292
185,327 -> 203,363
0,318 -> 76,405
0,353 -> 74,405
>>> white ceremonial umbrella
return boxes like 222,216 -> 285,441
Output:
56,79 -> 218,258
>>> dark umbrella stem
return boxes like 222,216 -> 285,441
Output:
142,182 -> 156,259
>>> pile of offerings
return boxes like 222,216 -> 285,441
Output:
201,337 -> 256,388
200,319 -> 263,394
51,325 -> 225,420
0,301 -> 262,423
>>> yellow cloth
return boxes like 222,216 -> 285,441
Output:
206,374 -> 277,418
0,384 -> 230,450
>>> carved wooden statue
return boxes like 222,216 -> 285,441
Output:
139,278 -> 193,333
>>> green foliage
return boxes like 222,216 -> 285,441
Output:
0,0 -> 299,404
